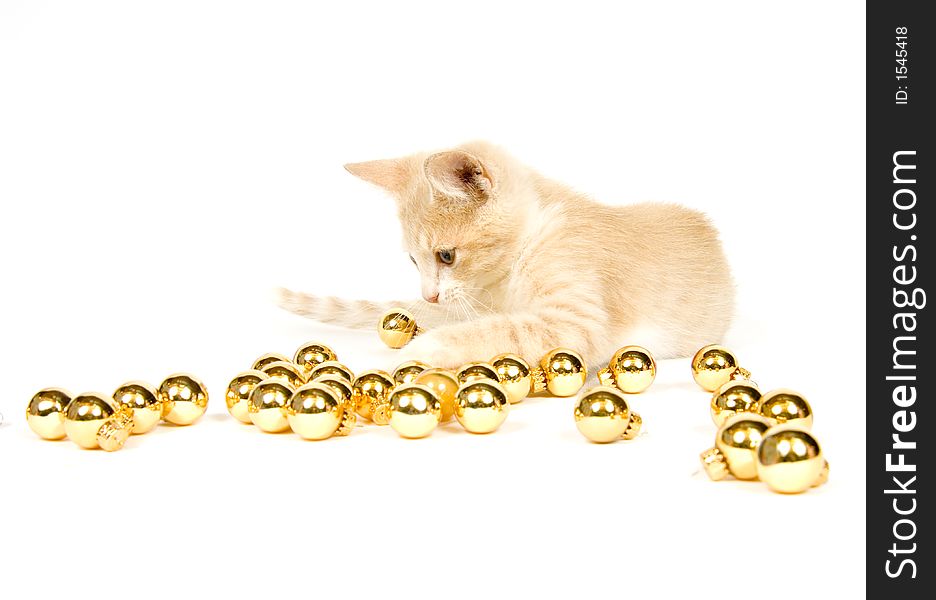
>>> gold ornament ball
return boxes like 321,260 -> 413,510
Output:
455,362 -> 499,385
608,346 -> 656,393
64,393 -> 118,449
758,389 -> 813,428
26,388 -> 72,440
756,425 -> 827,493
309,361 -> 354,383
388,384 -> 441,439
317,375 -> 354,406
293,341 -> 337,377
261,361 -> 305,389
352,370 -> 396,422
455,380 -> 510,434
490,353 -> 532,404
287,383 -> 351,440
574,386 -> 641,443
711,380 -> 762,427
226,370 -> 269,424
378,308 -> 418,349
393,361 -> 431,385
414,368 -> 459,423
700,414 -> 773,481
113,381 -> 162,434
247,380 -> 293,433
540,348 -> 587,397
691,345 -> 739,392
251,352 -> 291,371
158,374 -> 209,426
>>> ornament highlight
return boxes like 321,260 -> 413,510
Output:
158,374 -> 209,425
378,308 -> 419,349
388,384 -> 441,439
700,414 -> 773,480
26,388 -> 72,440
455,380 -> 510,434
756,425 -> 828,493
573,386 -> 642,443
226,370 -> 269,424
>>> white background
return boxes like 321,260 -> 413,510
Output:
0,1 -> 865,598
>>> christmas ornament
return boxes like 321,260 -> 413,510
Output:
573,386 -> 642,443
226,370 -> 269,424
247,380 -> 292,433
596,345 -> 656,394
455,380 -> 510,434
535,348 -> 587,397
756,425 -> 829,493
251,352 -> 291,371
700,414 -> 773,480
158,374 -> 209,426
260,361 -> 305,389
710,380 -> 762,427
293,342 -> 337,378
309,361 -> 354,383
392,361 -> 430,385
352,370 -> 395,423
691,345 -> 740,392
64,393 -> 132,450
378,308 -> 419,349
287,382 -> 355,440
490,353 -> 532,404
26,388 -> 72,440
758,389 -> 813,428
113,381 -> 162,434
414,368 -> 459,423
455,362 -> 499,385
388,384 -> 441,439
317,376 -> 354,407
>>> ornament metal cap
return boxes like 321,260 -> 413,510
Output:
700,447 -> 729,481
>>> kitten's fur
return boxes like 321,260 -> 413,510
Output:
278,141 -> 733,369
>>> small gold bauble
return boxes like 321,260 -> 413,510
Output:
455,380 -> 510,434
607,346 -> 656,393
64,393 -> 117,449
539,348 -> 587,397
226,370 -> 269,424
388,384 -> 441,439
287,383 -> 354,440
414,369 -> 459,423
113,381 -> 162,434
392,361 -> 430,385
352,370 -> 396,422
247,380 -> 292,433
574,386 -> 642,443
309,361 -> 354,383
261,361 -> 305,388
710,380 -> 762,427
490,353 -> 532,404
756,425 -> 827,493
158,373 -> 209,426
691,345 -> 739,392
700,413 -> 773,480
293,341 -> 337,377
251,352 -> 291,371
26,388 -> 72,440
317,376 -> 354,406
455,362 -> 499,385
378,308 -> 418,349
758,389 -> 813,428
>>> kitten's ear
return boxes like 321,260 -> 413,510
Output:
423,151 -> 493,203
344,158 -> 410,195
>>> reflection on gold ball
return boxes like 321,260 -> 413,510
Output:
388,384 -> 441,439
226,370 -> 268,424
287,383 -> 347,440
574,386 -> 640,443
378,308 -> 418,349
392,361 -> 430,385
455,380 -> 510,434
691,345 -> 739,392
113,381 -> 162,434
26,388 -> 72,440
309,361 -> 354,383
455,362 -> 499,386
608,346 -> 656,393
261,361 -> 305,389
710,380 -> 762,427
352,370 -> 395,422
490,353 -> 532,404
64,393 -> 116,449
756,426 -> 826,493
247,380 -> 292,433
317,376 -> 354,407
293,342 -> 337,377
414,369 -> 459,423
701,414 -> 773,481
540,348 -> 587,397
251,352 -> 291,371
158,374 -> 209,426
758,389 -> 813,428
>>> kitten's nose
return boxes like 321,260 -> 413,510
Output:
424,293 -> 439,304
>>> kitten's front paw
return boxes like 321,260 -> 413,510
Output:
397,333 -> 464,370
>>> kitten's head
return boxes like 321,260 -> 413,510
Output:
345,142 -> 527,305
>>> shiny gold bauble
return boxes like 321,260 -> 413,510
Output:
113,381 -> 162,434
64,393 -> 117,449
317,376 -> 354,406
388,384 -> 441,439
700,414 -> 773,481
251,352 -> 291,371
756,425 -> 827,493
455,380 -> 510,434
378,308 -> 418,349
26,388 -> 72,440
539,348 -> 587,397
414,369 -> 459,423
490,353 -> 532,404
455,362 -> 499,385
607,346 -> 656,393
309,361 -> 354,383
261,361 -> 305,388
352,370 -> 395,422
293,341 -> 337,377
393,361 -> 431,385
691,345 -> 739,392
758,389 -> 813,428
247,380 -> 292,433
573,386 -> 642,443
158,373 -> 209,426
710,380 -> 762,427
287,383 -> 354,440
225,370 -> 269,424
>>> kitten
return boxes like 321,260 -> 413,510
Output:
278,141 -> 734,369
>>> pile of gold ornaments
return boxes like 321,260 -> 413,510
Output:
693,344 -> 829,494
573,345 -> 655,443
26,374 -> 208,451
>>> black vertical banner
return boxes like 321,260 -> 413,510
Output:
868,1 -> 931,595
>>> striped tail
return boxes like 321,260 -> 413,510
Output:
275,288 -> 452,330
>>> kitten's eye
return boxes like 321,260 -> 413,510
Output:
436,249 -> 455,265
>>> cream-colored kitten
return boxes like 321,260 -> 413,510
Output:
278,141 -> 733,369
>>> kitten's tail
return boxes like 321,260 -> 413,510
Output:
275,287 -> 450,329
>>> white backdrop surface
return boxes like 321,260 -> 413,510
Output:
0,2 -> 865,598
